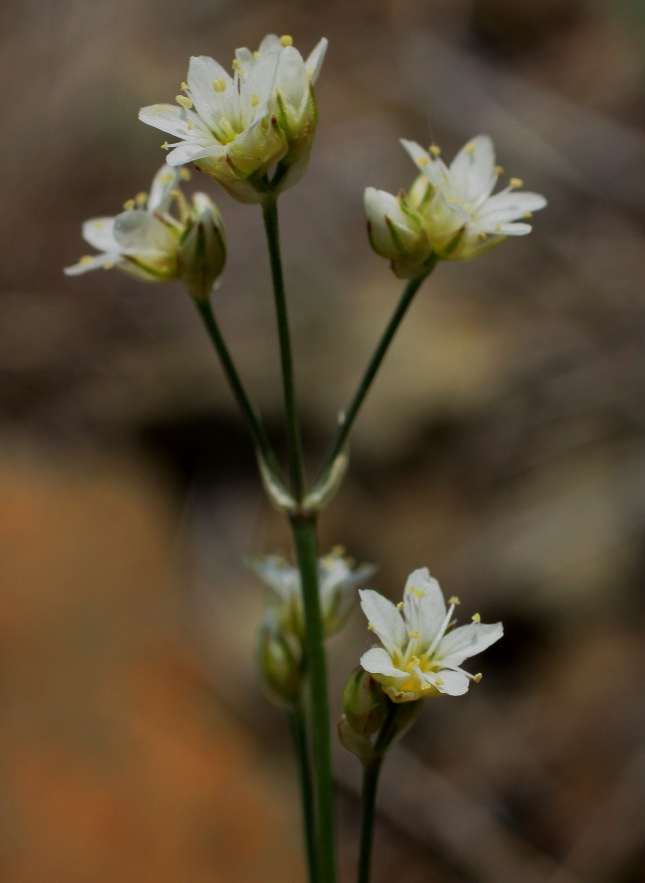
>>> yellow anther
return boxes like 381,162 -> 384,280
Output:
421,681 -> 431,691
180,168 -> 192,181
161,141 -> 169,151
135,191 -> 147,205
408,630 -> 421,639
510,177 -> 523,189
95,220 -> 105,229
79,256 -> 94,265
435,677 -> 444,685
429,144 -> 441,156
170,189 -> 182,199
417,155 -> 429,167
473,673 -> 483,683
396,602 -> 404,611
123,199 -> 135,211
410,656 -> 420,666
250,93 -> 260,107
408,586 -> 426,599
103,262 -> 114,270
472,613 -> 481,623
331,545 -> 346,556
232,58 -> 242,73
448,596 -> 460,606
477,232 -> 487,241
159,172 -> 174,183
253,50 -> 260,59
176,95 -> 193,109
524,211 -> 533,219
495,224 -> 502,232
187,120 -> 195,130
367,622 -> 375,631
180,81 -> 188,91
494,165 -> 504,176
280,35 -> 293,47
213,78 -> 226,93
465,143 -> 476,153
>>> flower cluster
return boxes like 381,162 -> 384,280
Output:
139,34 -> 327,204
365,136 -> 547,275
65,164 -> 226,299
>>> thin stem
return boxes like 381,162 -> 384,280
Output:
194,297 -> 285,483
291,515 -> 337,883
290,706 -> 319,883
262,199 -> 306,502
357,760 -> 381,883
315,262 -> 437,486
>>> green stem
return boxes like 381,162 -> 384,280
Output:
290,706 -> 319,883
262,199 -> 306,502
357,701 -> 401,883
315,262 -> 437,486
194,297 -> 285,485
291,515 -> 337,883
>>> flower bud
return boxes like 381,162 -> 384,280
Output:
342,667 -> 387,738
364,187 -> 432,279
177,193 -> 227,300
257,612 -> 301,709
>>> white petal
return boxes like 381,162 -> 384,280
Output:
248,556 -> 299,603
112,210 -> 177,254
359,589 -> 407,655
476,190 -> 547,226
400,139 -> 449,190
64,251 -> 121,275
449,135 -> 496,206
403,568 -> 447,644
435,669 -> 470,696
361,647 -> 407,680
275,46 -> 307,109
305,37 -> 328,83
438,621 -> 503,668
138,104 -> 204,140
235,47 -> 255,75
259,34 -> 282,54
187,55 -> 233,124
166,142 -> 224,167
147,165 -> 180,212
82,217 -> 118,252
243,51 -> 280,107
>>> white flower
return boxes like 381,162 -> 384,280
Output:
65,165 -> 226,294
359,568 -> 503,702
401,136 -> 547,260
249,547 -> 376,639
65,164 -> 183,280
234,34 -> 328,190
364,186 -> 432,279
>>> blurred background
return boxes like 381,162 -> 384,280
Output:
2,0 -> 645,880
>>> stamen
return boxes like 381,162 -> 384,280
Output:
180,168 -> 192,181
331,545 -> 345,556
159,172 -> 174,183
465,143 -> 475,153
135,192 -> 147,205
472,613 -> 481,623
161,142 -> 170,151
123,199 -> 135,211
250,93 -> 260,107
524,211 -> 533,219
213,78 -> 227,93
180,81 -> 188,91
510,177 -> 523,189
429,144 -> 441,156
408,630 -> 421,639
103,262 -> 114,270
408,586 -> 426,599
417,155 -> 429,167
495,224 -> 502,232
427,603 -> 455,657
396,602 -> 404,611
176,95 -> 193,109
280,35 -> 293,47
473,673 -> 483,683
253,50 -> 260,59
448,596 -> 460,605
79,256 -> 94,265
367,622 -> 375,631
421,681 -> 431,691
494,165 -> 504,176
187,120 -> 195,130
477,232 -> 487,241
435,677 -> 444,685
232,58 -> 242,73
94,220 -> 105,229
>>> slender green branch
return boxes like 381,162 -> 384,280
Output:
290,706 -> 319,883
262,199 -> 307,502
291,515 -> 337,883
194,297 -> 285,484
315,261 -> 437,487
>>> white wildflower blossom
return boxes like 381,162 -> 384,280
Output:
359,568 -> 503,702
65,164 -> 226,294
364,186 -> 432,279
249,547 -> 376,639
401,135 -> 547,260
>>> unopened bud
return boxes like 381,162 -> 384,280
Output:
257,613 -> 301,709
177,193 -> 226,300
342,668 -> 387,738
364,187 -> 432,279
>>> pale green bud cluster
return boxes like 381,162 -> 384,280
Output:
257,610 -> 301,710
176,192 -> 227,300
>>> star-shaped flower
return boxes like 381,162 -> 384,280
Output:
359,568 -> 502,701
